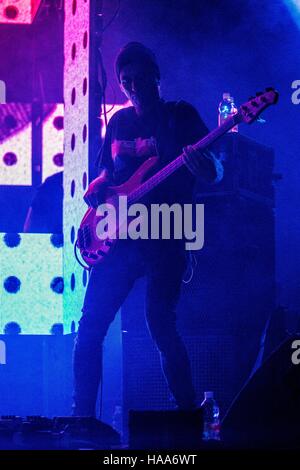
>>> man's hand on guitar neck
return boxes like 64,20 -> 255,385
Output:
83,170 -> 110,208
183,145 -> 223,184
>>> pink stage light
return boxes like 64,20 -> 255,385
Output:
0,0 -> 42,25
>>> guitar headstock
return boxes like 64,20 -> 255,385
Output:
239,87 -> 279,124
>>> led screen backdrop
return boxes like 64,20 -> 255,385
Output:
42,104 -> 64,182
63,0 -> 91,332
0,103 -> 64,186
0,100 -> 124,333
0,233 -> 63,334
0,0 -> 42,25
0,103 -> 32,186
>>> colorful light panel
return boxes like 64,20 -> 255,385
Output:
42,104 -> 64,182
0,0 -> 42,25
0,104 -> 32,186
0,233 -> 63,334
63,0 -> 90,332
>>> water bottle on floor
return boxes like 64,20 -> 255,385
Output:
201,391 -> 221,441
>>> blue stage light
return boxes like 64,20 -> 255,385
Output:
284,0 -> 300,28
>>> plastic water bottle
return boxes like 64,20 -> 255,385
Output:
218,92 -> 238,132
201,391 -> 221,441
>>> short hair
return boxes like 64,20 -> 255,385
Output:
115,42 -> 160,83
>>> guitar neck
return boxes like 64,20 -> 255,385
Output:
128,113 -> 240,204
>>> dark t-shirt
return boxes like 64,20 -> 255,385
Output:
98,99 -> 209,205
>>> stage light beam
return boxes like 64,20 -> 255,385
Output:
284,0 -> 300,29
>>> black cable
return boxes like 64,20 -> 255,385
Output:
74,240 -> 91,271
98,49 -> 108,128
98,0 -> 122,126
100,82 -> 117,116
101,0 -> 121,33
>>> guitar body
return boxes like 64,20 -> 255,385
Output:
77,156 -> 159,267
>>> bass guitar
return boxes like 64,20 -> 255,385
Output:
77,88 -> 278,268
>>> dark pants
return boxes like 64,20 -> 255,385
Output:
72,239 -> 196,416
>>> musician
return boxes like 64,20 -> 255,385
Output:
72,42 -> 223,416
